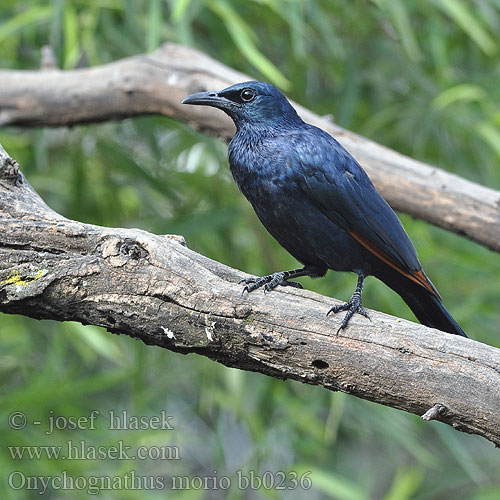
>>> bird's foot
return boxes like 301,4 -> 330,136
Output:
327,274 -> 370,333
240,271 -> 304,294
327,300 -> 370,332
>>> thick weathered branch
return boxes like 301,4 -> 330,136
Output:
1,147 -> 499,446
1,43 -> 499,252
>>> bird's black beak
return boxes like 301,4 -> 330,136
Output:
182,91 -> 233,110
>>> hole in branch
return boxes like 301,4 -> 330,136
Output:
311,359 -> 329,369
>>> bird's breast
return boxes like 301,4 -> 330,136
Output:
228,132 -> 294,198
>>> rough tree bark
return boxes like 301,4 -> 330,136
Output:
1,43 -> 499,253
1,146 -> 499,446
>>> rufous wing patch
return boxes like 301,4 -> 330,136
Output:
349,231 -> 441,299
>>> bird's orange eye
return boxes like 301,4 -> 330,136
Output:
240,88 -> 256,102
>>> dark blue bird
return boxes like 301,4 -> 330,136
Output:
182,81 -> 466,336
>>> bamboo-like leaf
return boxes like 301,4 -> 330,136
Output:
478,121 -> 500,157
170,0 -> 194,22
0,5 -> 53,44
382,467 -> 424,500
63,2 -> 80,68
438,0 -> 497,55
372,0 -> 422,61
147,0 -> 162,51
293,467 -> 368,500
209,0 -> 291,89
432,83 -> 486,110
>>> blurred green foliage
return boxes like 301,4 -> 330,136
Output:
1,1 -> 499,499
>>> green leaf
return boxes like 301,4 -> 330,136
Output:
209,0 -> 291,89
382,467 -> 424,500
63,2 -> 80,69
0,5 -> 53,44
477,121 -> 500,157
170,0 -> 194,22
147,0 -> 162,51
68,323 -> 125,364
432,83 -> 486,110
372,0 -> 422,61
438,0 -> 497,55
294,467 -> 368,500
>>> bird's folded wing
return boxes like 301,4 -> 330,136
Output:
294,134 -> 440,298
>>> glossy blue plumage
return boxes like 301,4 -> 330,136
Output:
183,81 -> 466,336
230,116 -> 421,276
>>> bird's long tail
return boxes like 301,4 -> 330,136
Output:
375,269 -> 467,337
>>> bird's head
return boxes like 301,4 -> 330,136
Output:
182,81 -> 301,129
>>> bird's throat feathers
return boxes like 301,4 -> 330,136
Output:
230,105 -> 303,133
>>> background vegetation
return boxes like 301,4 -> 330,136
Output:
1,1 -> 499,499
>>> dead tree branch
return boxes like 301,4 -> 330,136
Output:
0,44 -> 499,253
1,146 -> 499,446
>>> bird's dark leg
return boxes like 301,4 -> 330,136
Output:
240,266 -> 324,294
327,273 -> 370,333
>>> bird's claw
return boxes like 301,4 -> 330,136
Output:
239,277 -> 258,294
263,279 -> 303,293
239,276 -> 267,294
239,273 -> 303,294
239,277 -> 256,285
280,280 -> 303,289
327,299 -> 370,333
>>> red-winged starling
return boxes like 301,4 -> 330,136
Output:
182,81 -> 466,336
